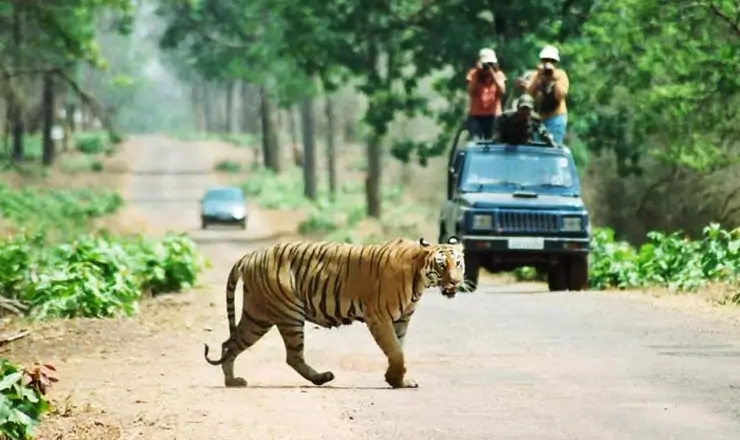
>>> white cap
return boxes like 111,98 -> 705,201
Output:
479,48 -> 498,64
539,45 -> 560,62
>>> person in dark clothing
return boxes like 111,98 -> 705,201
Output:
496,95 -> 556,146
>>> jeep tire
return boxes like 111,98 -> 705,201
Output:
547,256 -> 589,292
547,265 -> 567,292
463,254 -> 480,292
566,255 -> 589,291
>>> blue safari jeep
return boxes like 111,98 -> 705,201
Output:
438,136 -> 591,292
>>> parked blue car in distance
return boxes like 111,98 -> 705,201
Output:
200,186 -> 248,230
438,138 -> 591,292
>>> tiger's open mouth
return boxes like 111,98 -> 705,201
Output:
440,283 -> 458,298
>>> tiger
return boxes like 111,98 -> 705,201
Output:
203,236 -> 465,389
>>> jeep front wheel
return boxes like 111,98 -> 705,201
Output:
566,255 -> 589,291
463,254 -> 480,292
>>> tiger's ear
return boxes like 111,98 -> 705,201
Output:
446,236 -> 460,245
419,237 -> 431,247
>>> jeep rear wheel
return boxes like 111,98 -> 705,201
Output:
547,265 -> 567,292
566,255 -> 589,291
463,254 -> 480,292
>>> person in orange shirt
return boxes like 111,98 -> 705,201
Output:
465,48 -> 507,140
524,45 -> 569,145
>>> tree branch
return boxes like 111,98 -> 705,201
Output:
0,297 -> 27,317
709,2 -> 740,37
55,69 -> 117,135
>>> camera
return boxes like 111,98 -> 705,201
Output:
482,62 -> 495,70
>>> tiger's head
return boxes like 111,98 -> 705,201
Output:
418,236 -> 465,298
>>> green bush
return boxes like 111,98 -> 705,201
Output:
0,231 -> 209,320
75,132 -> 116,155
0,182 -> 207,319
0,360 -> 56,440
214,159 -> 244,173
241,167 -> 307,210
589,224 -> 740,302
0,183 -> 122,235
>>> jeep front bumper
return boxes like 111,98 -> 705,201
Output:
462,235 -> 590,254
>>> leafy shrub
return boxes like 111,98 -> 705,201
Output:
214,159 -> 244,173
75,132 -> 115,155
0,360 -> 57,440
0,232 -> 209,320
0,183 -> 122,235
241,167 -> 307,210
589,223 -> 740,301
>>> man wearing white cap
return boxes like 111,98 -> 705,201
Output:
465,48 -> 507,139
524,44 -> 570,145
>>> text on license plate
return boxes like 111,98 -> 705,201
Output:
507,237 -> 545,250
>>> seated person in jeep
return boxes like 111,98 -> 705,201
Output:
495,94 -> 556,147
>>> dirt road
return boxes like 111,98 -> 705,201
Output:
32,135 -> 740,439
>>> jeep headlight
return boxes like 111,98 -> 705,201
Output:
562,216 -> 582,231
472,214 -> 493,230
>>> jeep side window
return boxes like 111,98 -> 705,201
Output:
449,152 -> 465,198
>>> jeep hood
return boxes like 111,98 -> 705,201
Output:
459,192 -> 585,211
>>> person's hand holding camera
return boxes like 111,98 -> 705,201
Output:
539,62 -> 560,81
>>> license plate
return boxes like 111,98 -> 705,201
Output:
507,237 -> 544,250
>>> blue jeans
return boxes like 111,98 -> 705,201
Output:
536,113 -> 568,145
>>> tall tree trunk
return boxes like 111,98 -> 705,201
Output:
10,3 -> 24,162
192,82 -> 205,132
41,72 -> 55,166
300,98 -> 317,200
203,81 -> 214,132
287,107 -> 302,167
324,95 -> 337,201
225,81 -> 234,133
259,86 -> 281,173
366,131 -> 382,218
240,81 -> 257,134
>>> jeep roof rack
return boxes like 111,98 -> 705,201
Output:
472,139 -> 563,149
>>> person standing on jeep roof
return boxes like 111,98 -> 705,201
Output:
524,45 -> 569,145
465,48 -> 507,140
495,94 -> 556,147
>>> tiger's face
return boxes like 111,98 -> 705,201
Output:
419,237 -> 465,298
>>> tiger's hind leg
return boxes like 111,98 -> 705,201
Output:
276,323 -> 335,386
221,310 -> 273,387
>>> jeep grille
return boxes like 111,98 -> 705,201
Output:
498,211 -> 558,232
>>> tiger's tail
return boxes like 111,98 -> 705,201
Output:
224,257 -> 244,335
203,256 -> 246,366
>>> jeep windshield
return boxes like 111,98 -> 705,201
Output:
460,149 -> 576,192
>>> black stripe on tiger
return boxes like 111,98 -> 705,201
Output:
202,236 -> 465,389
